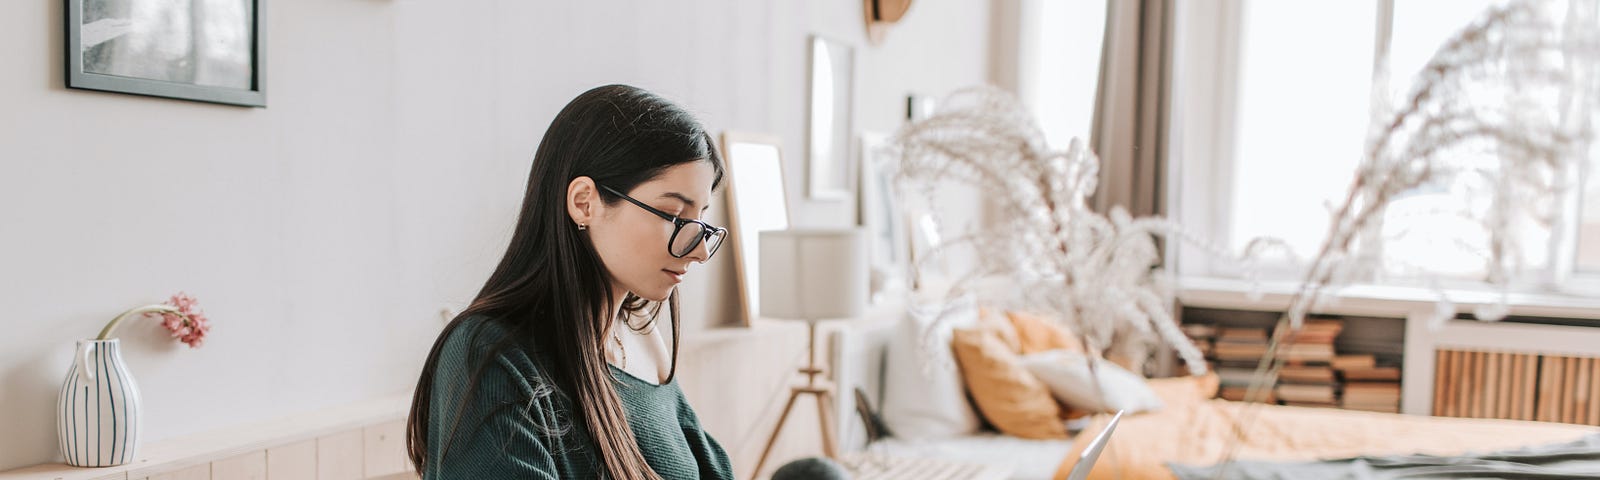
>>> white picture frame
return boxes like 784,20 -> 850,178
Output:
721,131 -> 791,326
807,35 -> 856,200
856,132 -> 909,303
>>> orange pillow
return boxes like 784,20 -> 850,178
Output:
1005,311 -> 1082,355
950,327 -> 1068,439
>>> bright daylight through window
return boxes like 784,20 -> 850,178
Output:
1224,0 -> 1597,288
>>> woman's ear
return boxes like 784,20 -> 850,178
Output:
567,176 -> 599,228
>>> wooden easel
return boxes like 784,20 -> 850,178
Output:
749,321 -> 837,480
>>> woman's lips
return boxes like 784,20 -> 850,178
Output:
663,269 -> 685,283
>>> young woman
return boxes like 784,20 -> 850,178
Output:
406,85 -> 734,480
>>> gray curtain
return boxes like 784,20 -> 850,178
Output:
1090,0 -> 1174,219
1089,0 -> 1178,376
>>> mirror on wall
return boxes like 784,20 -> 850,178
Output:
808,35 -> 856,201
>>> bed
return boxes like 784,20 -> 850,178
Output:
829,309 -> 1075,480
1051,374 -> 1600,479
830,303 -> 1600,480
868,432 -> 1072,479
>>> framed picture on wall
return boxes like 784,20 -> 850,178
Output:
807,35 -> 856,200
66,0 -> 266,107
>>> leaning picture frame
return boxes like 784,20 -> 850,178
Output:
66,0 -> 267,107
720,131 -> 792,327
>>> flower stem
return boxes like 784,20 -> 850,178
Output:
97,305 -> 181,340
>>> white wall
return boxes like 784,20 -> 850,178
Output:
0,0 -> 990,470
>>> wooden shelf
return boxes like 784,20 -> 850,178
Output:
1180,307 -> 1402,412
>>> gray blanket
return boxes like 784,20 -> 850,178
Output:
1168,433 -> 1600,480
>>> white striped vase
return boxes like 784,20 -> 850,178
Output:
58,338 -> 141,467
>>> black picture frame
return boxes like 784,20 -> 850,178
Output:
65,0 -> 266,107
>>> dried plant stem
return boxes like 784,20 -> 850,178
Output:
96,305 -> 180,341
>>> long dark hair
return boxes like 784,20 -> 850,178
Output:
406,84 -> 724,479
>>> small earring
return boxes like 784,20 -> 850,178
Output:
577,223 -> 588,231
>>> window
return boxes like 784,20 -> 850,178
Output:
1581,141 -> 1600,272
1227,2 -> 1374,263
1018,0 -> 1107,148
1571,5 -> 1600,278
1377,0 -> 1517,280
1176,0 -> 1597,290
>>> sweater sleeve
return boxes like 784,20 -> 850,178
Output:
426,322 -> 565,479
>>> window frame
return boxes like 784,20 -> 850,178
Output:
1169,0 -> 1600,297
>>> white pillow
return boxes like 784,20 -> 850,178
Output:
879,295 -> 982,440
1020,350 -> 1163,414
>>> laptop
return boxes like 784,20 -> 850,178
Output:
1064,410 -> 1126,480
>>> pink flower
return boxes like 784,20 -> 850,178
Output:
142,292 -> 210,348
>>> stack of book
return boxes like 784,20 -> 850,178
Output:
1181,323 -> 1217,362
1184,315 -> 1407,412
1276,382 -> 1338,406
1214,327 -> 1269,362
1212,327 -> 1273,403
1334,354 -> 1402,412
1279,319 -> 1342,363
1215,365 -> 1279,403
1274,319 -> 1344,407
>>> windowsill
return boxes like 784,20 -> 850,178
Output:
1178,276 -> 1600,321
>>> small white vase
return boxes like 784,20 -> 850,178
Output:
58,338 -> 141,467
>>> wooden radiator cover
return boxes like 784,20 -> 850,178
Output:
1433,348 -> 1600,426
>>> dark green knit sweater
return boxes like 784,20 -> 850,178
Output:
424,315 -> 733,479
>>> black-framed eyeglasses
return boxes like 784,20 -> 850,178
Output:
599,184 -> 727,259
